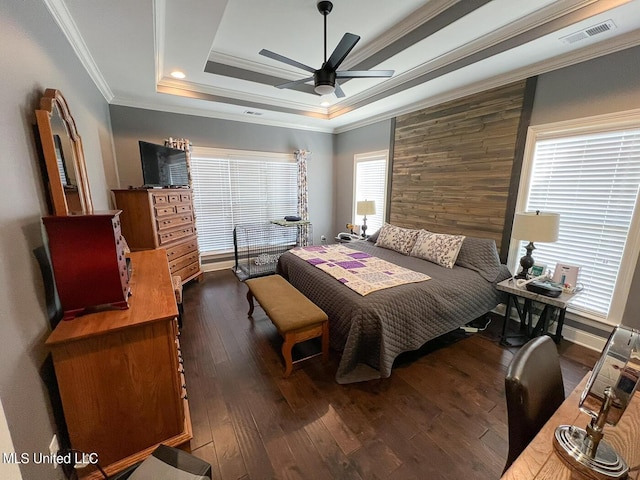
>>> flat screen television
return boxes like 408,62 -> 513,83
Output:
139,141 -> 189,187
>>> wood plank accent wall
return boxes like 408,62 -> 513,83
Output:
390,79 -> 534,257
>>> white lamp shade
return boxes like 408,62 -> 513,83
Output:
357,200 -> 376,216
512,211 -> 560,242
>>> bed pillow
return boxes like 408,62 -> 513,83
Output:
375,224 -> 420,255
455,236 -> 503,282
366,228 -> 381,243
410,230 -> 465,269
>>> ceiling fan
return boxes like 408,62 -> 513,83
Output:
259,1 -> 394,98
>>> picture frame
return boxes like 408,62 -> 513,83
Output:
553,263 -> 581,287
531,263 -> 547,277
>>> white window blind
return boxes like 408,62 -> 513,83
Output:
190,147 -> 297,255
354,151 -> 388,234
523,128 -> 640,319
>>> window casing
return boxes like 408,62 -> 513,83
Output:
353,150 -> 388,235
190,147 -> 297,256
511,109 -> 640,325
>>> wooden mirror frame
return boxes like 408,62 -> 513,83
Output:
36,88 -> 93,215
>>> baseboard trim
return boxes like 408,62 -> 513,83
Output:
201,260 -> 235,272
559,325 -> 606,352
491,304 -> 605,352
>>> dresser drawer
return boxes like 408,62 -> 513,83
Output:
156,214 -> 194,232
158,226 -> 195,246
179,192 -> 192,203
155,205 -> 177,217
175,204 -> 192,214
173,261 -> 200,282
151,193 -> 169,205
165,237 -> 198,262
168,193 -> 181,204
169,251 -> 199,273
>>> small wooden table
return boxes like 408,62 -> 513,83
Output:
501,374 -> 640,479
497,278 -> 580,346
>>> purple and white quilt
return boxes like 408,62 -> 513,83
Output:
289,244 -> 430,295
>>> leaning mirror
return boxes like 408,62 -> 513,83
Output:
35,88 -> 93,215
554,325 -> 640,479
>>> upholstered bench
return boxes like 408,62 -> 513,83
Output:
245,274 -> 329,377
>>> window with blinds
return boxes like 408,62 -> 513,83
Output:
354,151 -> 388,234
519,126 -> 640,320
190,147 -> 297,256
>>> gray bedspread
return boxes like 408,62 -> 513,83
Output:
277,236 -> 511,383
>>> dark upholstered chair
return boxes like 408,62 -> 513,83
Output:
503,336 -> 565,473
109,444 -> 212,479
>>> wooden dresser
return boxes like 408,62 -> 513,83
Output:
46,250 -> 192,479
112,188 -> 202,284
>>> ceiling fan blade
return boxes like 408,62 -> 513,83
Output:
325,33 -> 360,71
336,70 -> 394,78
259,49 -> 316,74
334,81 -> 345,98
275,77 -> 314,89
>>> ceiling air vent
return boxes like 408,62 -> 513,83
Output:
561,20 -> 616,45
243,110 -> 263,116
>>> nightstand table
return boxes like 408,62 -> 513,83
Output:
497,278 -> 581,347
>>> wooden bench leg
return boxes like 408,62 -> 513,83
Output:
281,333 -> 295,378
246,289 -> 255,317
321,321 -> 329,364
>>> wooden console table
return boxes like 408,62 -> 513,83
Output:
501,374 -> 640,479
46,249 -> 192,479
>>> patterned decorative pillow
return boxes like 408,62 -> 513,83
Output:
410,230 -> 466,268
375,224 -> 420,255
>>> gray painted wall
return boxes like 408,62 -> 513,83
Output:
530,46 -> 640,330
109,106 -> 335,244
0,1 -> 116,478
334,120 -> 393,237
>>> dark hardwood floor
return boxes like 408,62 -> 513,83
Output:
181,270 -> 600,480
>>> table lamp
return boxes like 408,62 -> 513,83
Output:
357,200 -> 376,238
511,210 -> 560,279
554,325 -> 640,479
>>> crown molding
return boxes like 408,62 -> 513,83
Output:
334,30 -> 640,134
153,0 -> 166,84
340,0 -> 458,69
139,28 -> 640,136
330,0 -> 631,117
109,95 -> 334,134
207,51 -> 311,81
43,0 -> 114,102
157,77 -> 329,115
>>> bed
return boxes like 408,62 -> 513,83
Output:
276,234 -> 511,383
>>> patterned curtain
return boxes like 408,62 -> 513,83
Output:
295,149 -> 310,246
164,137 -> 192,188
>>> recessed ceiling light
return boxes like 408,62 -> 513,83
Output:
320,100 -> 331,107
170,70 -> 186,79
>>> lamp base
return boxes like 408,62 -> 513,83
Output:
553,425 -> 628,479
515,241 -> 536,279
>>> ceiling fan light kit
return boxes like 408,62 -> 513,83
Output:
259,0 -> 393,98
314,69 -> 336,95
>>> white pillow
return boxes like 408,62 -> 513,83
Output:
410,230 -> 466,268
375,224 -> 420,255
